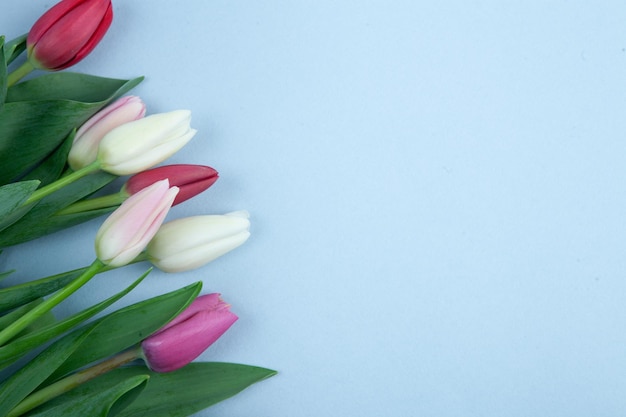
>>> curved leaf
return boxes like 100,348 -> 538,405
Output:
116,363 -> 277,417
0,267 -> 87,313
0,180 -> 39,232
0,171 -> 117,247
0,271 -> 148,370
22,129 -> 75,187
47,282 -> 202,381
0,325 -> 94,416
0,75 -> 142,184
26,375 -> 149,417
3,34 -> 26,66
28,363 -> 276,417
0,37 -> 6,107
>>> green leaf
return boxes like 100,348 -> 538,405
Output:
47,282 -> 202,381
27,375 -> 149,417
3,34 -> 26,65
0,180 -> 39,232
0,271 -> 148,370
0,172 -> 117,247
0,74 -> 142,184
28,375 -> 149,417
0,36 -> 7,108
0,269 -> 14,283
0,325 -> 94,416
0,298 -> 56,341
0,298 -> 44,330
0,267 -> 87,314
6,73 -> 143,104
117,363 -> 277,417
22,130 -> 75,187
30,363 -> 276,417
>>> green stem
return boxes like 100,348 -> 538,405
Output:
6,60 -> 34,87
55,192 -> 126,216
24,162 -> 101,206
7,346 -> 142,417
0,259 -> 105,346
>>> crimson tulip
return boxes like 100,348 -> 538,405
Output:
125,165 -> 219,206
27,0 -> 113,70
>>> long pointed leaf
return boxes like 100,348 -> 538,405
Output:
28,363 -> 276,417
47,282 -> 202,381
22,129 -> 75,187
0,36 -> 6,107
3,34 -> 26,65
0,180 -> 39,232
0,75 -> 142,184
6,73 -> 143,104
26,375 -> 149,417
0,325 -> 94,416
0,267 -> 88,313
117,363 -> 277,417
0,271 -> 148,370
0,171 -> 117,247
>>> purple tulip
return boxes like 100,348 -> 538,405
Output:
141,293 -> 238,372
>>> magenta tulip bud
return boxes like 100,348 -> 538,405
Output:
124,165 -> 219,206
95,179 -> 178,267
27,0 -> 113,70
68,96 -> 146,170
141,293 -> 238,373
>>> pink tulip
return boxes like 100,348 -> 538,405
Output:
95,179 -> 178,267
124,165 -> 219,206
27,0 -> 113,70
68,96 -> 146,170
141,293 -> 238,372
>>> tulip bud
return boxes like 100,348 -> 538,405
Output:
146,211 -> 250,272
124,165 -> 219,206
68,96 -> 146,171
95,179 -> 178,267
141,293 -> 238,373
97,110 -> 197,176
146,211 -> 251,273
27,0 -> 113,70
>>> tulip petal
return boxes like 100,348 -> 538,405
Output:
28,0 -> 113,70
98,110 -> 196,176
147,214 -> 251,273
95,180 -> 178,267
142,308 -> 238,373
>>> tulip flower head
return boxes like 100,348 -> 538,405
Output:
124,164 -> 218,206
97,110 -> 197,176
27,0 -> 113,70
68,96 -> 146,170
95,179 -> 178,267
146,211 -> 251,273
141,293 -> 238,372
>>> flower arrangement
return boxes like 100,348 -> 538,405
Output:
0,0 -> 274,415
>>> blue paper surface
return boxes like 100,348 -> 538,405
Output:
3,1 -> 626,416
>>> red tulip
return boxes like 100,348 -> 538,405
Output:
124,165 -> 219,206
27,0 -> 113,70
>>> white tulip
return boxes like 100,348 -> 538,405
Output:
97,110 -> 196,175
147,211 -> 251,273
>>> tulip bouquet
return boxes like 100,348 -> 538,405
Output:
0,0 -> 274,416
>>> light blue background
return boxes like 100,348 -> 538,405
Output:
3,1 -> 626,416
